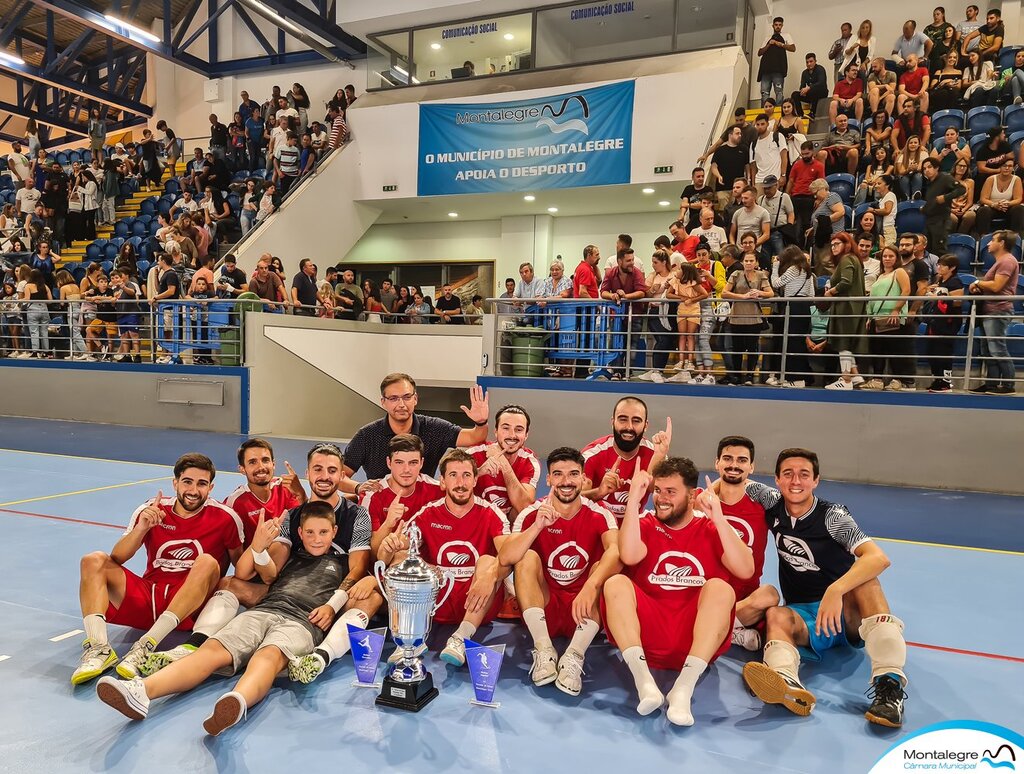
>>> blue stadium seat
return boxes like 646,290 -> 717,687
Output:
136,260 -> 151,278
114,220 -> 130,238
998,47 -> 1022,73
1007,323 -> 1024,368
109,236 -> 125,249
55,151 -> 69,166
103,244 -> 118,262
85,243 -> 102,262
139,240 -> 153,264
70,265 -> 86,283
251,169 -> 267,180
969,132 -> 989,158
93,238 -> 108,249
816,276 -> 829,291
99,260 -> 113,275
127,236 -> 142,250
82,150 -> 92,164
979,232 -> 1024,270
131,221 -> 148,238
0,176 -> 14,191
67,150 -> 82,164
148,220 -> 161,237
136,214 -> 153,226
930,109 -> 965,135
826,173 -> 856,205
227,193 -> 240,213
947,234 -> 978,273
843,204 -> 854,229
1005,104 -> 1024,134
232,170 -> 249,181
163,179 -> 180,195
1009,131 -> 1024,156
139,198 -> 157,216
1015,279 -> 1024,316
967,106 -> 1001,136
895,201 -> 925,235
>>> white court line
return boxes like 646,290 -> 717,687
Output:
0,655 -> 10,663
49,629 -> 84,642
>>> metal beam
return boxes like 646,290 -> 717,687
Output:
0,59 -> 153,116
208,49 -> 342,77
0,100 -> 88,136
238,0 -> 364,57
231,3 -> 276,56
32,0 -> 210,75
175,0 -> 233,56
0,1 -> 31,49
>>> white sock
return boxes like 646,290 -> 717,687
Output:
453,621 -> 477,641
193,591 -> 239,637
503,573 -> 516,597
522,607 -> 552,650
84,614 -> 108,647
141,611 -> 180,648
320,609 -> 370,663
623,645 -> 664,715
666,655 -> 707,726
763,639 -> 802,683
859,614 -> 908,686
566,618 -> 600,657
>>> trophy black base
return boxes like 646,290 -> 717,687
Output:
375,673 -> 438,712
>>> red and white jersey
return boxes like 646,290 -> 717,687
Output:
721,491 -> 768,594
581,435 -> 655,518
513,497 -> 617,594
360,474 -> 442,533
411,497 -> 509,583
223,478 -> 301,546
126,495 -> 245,585
466,444 -> 541,518
626,512 -> 729,604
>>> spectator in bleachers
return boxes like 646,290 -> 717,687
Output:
962,48 -> 998,106
238,179 -> 260,235
792,53 -> 829,119
891,99 -> 931,152
841,20 -> 876,78
266,115 -> 288,175
289,83 -> 311,135
244,108 -> 264,169
363,280 -> 387,322
769,245 -> 815,387
379,278 -> 398,314
678,167 -> 712,229
43,161 -> 69,245
30,239 -> 56,289
248,257 -> 286,311
866,59 -> 897,117
218,254 -> 248,298
201,186 -> 234,245
730,187 -> 771,252
514,262 -> 542,299
208,113 -> 228,163
959,7 -> 1003,62
872,174 -> 900,245
298,134 -> 317,177
830,63 -> 865,123
922,157 -> 966,252
775,99 -> 805,162
77,170 -> 98,242
87,109 -> 105,160
263,85 -> 282,120
31,148 -> 48,190
787,140 -> 825,238
110,268 -> 143,363
179,148 -> 204,193
270,256 -> 287,285
897,234 -> 932,306
640,249 -> 676,381
328,88 -> 347,114
238,90 -> 260,124
855,230 -> 882,288
896,55 -> 930,114
20,268 -> 50,358
737,231 -> 763,271
666,261 -> 708,381
138,129 -> 162,192
691,207 -> 728,252
345,84 -> 357,106
273,132 -> 301,196
975,157 -> 1024,233
722,251 -> 772,384
290,258 -> 318,317
930,51 -> 964,112
828,23 -> 854,84
333,268 -> 364,320
15,176 -> 40,219
926,7 -> 955,50
722,178 -> 747,232
699,109 -> 754,166
757,17 -> 795,107
998,48 -> 1024,104
822,232 -> 866,388
759,176 -> 795,258
896,135 -> 927,200
227,113 -> 248,171
891,21 -> 933,71
178,214 -> 208,260
923,254 -> 964,391
864,245 -> 913,390
573,245 -> 601,299
931,127 -> 971,174
975,126 -> 1012,185
748,114 -> 788,195
817,113 -> 861,175
928,19 -> 957,73
189,254 -> 216,297
196,151 -> 230,195
7,142 -> 31,189
309,121 -> 328,158
856,146 -> 893,205
407,292 -> 431,323
808,178 -> 847,264
256,182 -> 277,225
968,229 -> 1018,393
1,277 -> 23,356
393,285 -> 413,318
956,5 -> 983,52
948,157 -> 977,233
538,260 -> 572,299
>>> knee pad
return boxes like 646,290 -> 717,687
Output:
858,613 -> 905,641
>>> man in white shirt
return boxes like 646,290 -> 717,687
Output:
169,190 -> 200,221
308,121 -> 328,157
15,177 -> 41,215
689,208 -> 728,253
747,114 -> 788,196
7,142 -> 31,188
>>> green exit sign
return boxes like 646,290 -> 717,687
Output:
382,184 -> 398,192
653,165 -> 673,174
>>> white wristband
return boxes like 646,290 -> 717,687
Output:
327,589 -> 349,613
252,549 -> 271,566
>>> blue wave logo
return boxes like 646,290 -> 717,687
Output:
536,95 -> 590,136
982,744 -> 1017,770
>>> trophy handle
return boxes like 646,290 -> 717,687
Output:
431,571 -> 455,616
373,560 -> 387,597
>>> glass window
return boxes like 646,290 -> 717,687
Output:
535,0 -> 674,68
411,14 -> 533,83
367,32 -> 411,89
675,1 -> 739,51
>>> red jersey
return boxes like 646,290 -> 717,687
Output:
360,474 -> 442,532
833,77 -> 864,100
721,492 -> 768,597
573,260 -> 599,298
626,512 -> 729,604
582,435 -> 655,518
223,478 -> 301,545
126,495 -> 244,584
788,157 -> 825,196
513,498 -> 617,594
899,67 -> 926,95
466,444 -> 541,519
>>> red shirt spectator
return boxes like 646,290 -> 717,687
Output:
899,67 -> 927,95
834,77 -> 864,100
573,259 -> 599,298
788,156 -> 825,196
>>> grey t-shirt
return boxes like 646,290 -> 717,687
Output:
892,31 -> 928,59
255,547 -> 348,641
758,192 -> 795,229
731,204 -> 771,239
824,128 -> 862,148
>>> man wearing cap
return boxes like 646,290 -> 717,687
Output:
757,176 -> 795,259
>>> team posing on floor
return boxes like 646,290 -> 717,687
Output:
73,372 -> 909,735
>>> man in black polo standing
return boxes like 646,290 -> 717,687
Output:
341,372 -> 490,496
291,258 -> 319,316
209,113 -> 229,164
920,158 -> 965,254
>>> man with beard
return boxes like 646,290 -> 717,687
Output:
602,458 -> 753,725
73,454 -> 245,685
223,439 -> 305,545
582,397 -> 669,518
499,447 -> 619,696
743,449 -> 908,727
377,449 -> 510,667
708,436 -> 778,651
466,405 -> 540,522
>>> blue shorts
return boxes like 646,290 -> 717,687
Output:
119,317 -> 139,334
790,601 -> 864,662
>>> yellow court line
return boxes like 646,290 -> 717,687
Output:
876,536 -> 1024,557
0,477 -> 168,508
0,447 -> 171,469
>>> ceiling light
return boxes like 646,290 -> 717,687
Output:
547,207 -> 558,213
642,187 -> 655,194
448,212 -> 458,217
431,42 -> 441,50
503,33 -> 514,40
523,195 -> 535,202
103,13 -> 161,42
0,50 -> 25,65
658,200 -> 671,206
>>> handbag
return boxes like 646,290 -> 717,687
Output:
871,275 -> 902,332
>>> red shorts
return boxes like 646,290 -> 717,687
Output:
732,580 -> 760,602
106,568 -> 197,631
601,581 -> 732,671
435,579 -> 503,625
545,588 -> 585,639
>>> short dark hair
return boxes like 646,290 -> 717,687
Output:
613,395 -> 648,420
547,446 -> 585,470
654,235 -> 672,250
380,372 -> 415,395
298,500 -> 336,527
806,52 -> 817,60
775,448 -> 820,478
651,457 -> 699,489
801,140 -> 814,151
439,448 -> 477,477
691,166 -> 704,175
306,442 -> 344,466
937,253 -> 959,271
237,438 -> 274,466
174,453 -> 216,480
987,8 -> 1000,18
856,231 -> 874,244
717,435 -> 755,460
773,16 -> 784,23
495,404 -> 531,430
755,112 -> 770,123
583,244 -> 599,260
921,158 -> 939,171
616,247 -> 635,262
993,229 -> 1019,248
388,433 -> 424,458
617,233 -> 633,247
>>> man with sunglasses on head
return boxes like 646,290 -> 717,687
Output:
341,372 -> 490,497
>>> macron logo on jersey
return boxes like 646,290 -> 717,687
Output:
777,534 -> 820,572
437,540 -> 480,580
153,539 -> 203,572
648,551 -> 707,590
547,542 -> 590,585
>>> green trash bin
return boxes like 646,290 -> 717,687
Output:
218,292 -> 262,366
509,327 -> 547,377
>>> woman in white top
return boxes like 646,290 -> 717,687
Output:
25,119 -> 42,158
841,20 -> 876,76
66,171 -> 86,242
78,170 -> 99,241
975,157 -> 1024,234
871,174 -> 899,246
894,135 -> 926,200
962,50 -> 997,107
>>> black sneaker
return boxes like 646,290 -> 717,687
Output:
928,380 -> 952,393
865,674 -> 906,728
969,384 -> 992,394
132,355 -> 142,364
990,384 -> 1016,395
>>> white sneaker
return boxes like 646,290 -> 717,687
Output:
851,375 -> 865,386
116,638 -> 157,679
731,623 -> 763,652
530,644 -> 559,686
388,643 -> 427,665
825,379 -> 852,390
781,380 -> 805,388
96,675 -> 150,720
635,370 -> 663,383
886,379 -> 903,391
555,649 -> 585,696
288,651 -> 327,684
700,374 -> 717,385
666,371 -> 692,383
683,360 -> 695,371
71,641 -> 118,685
203,691 -> 246,736
765,374 -> 780,386
144,643 -> 196,675
155,356 -> 172,364
439,634 -> 466,667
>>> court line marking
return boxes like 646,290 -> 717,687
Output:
0,477 -> 167,508
875,536 -> 1024,557
49,629 -> 84,642
0,446 -> 173,468
0,507 -> 123,530
0,655 -> 9,663
907,641 -> 1024,664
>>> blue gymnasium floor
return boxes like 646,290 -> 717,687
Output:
0,417 -> 1021,774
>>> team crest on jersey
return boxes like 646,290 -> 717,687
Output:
776,534 -> 820,572
153,540 -> 203,572
546,542 -> 590,585
481,486 -> 510,514
436,540 -> 480,580
726,516 -> 755,547
648,551 -> 706,589
613,487 -> 632,504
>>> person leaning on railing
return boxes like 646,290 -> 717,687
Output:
721,252 -> 774,385
862,245 -> 912,391
923,255 -> 965,393
968,229 -> 1020,394
768,246 -> 815,388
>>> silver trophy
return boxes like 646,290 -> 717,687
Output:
373,522 -> 453,711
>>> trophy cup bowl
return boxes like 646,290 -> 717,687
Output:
374,523 -> 453,711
